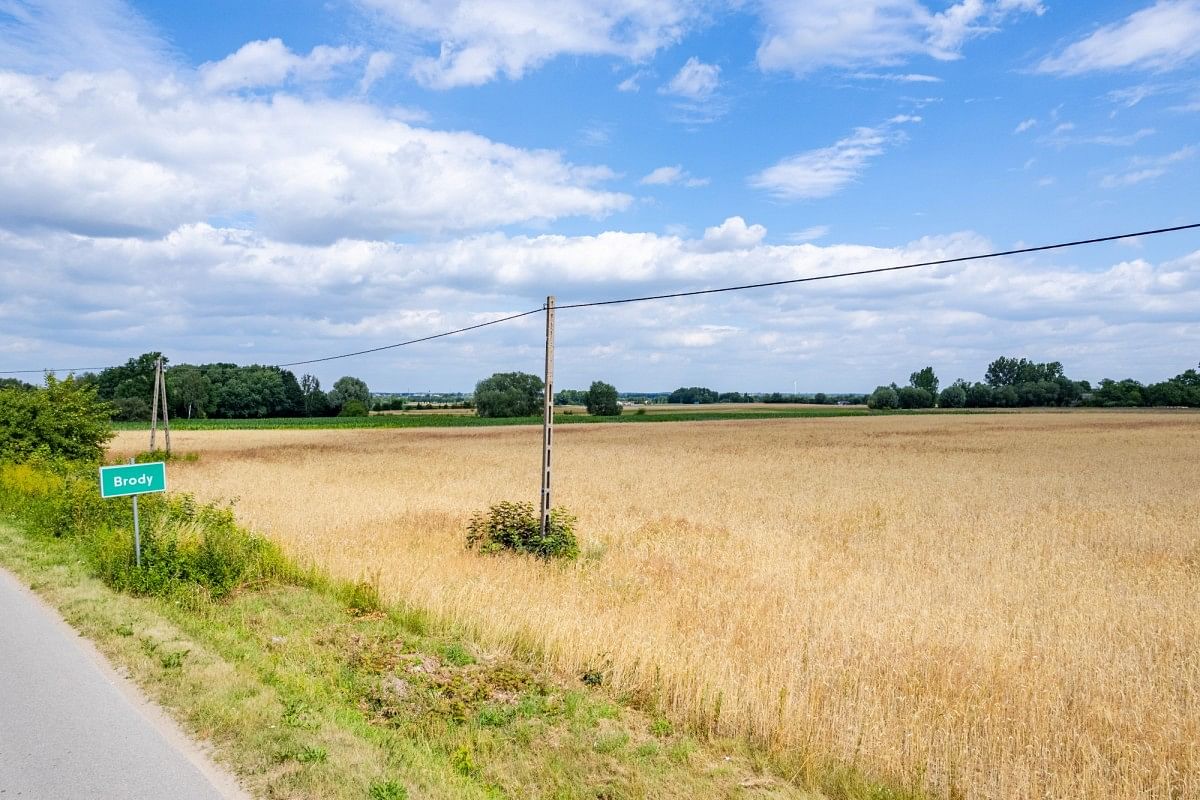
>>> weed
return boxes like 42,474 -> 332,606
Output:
160,649 -> 189,669
297,746 -> 328,764
339,579 -> 382,616
465,501 -> 579,560
368,781 -> 408,800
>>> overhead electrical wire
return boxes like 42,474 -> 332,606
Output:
2,221 -> 1197,375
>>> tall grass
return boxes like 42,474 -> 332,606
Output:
111,413 -> 1200,799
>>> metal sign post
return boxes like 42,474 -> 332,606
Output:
99,460 -> 168,568
539,296 -> 555,538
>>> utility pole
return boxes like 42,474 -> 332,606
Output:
149,356 -> 161,451
148,355 -> 171,456
540,296 -> 555,538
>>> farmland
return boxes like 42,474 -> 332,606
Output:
110,411 -> 1200,799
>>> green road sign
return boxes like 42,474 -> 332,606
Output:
99,461 -> 167,499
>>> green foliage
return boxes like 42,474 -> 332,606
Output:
938,384 -> 967,408
668,386 -> 718,404
554,388 -> 588,405
327,376 -> 371,412
0,375 -> 114,462
585,380 -> 620,416
466,501 -> 579,560
339,579 -> 383,615
867,386 -> 899,410
908,366 -> 939,397
368,781 -> 409,800
338,399 -> 370,417
473,372 -> 544,418
896,386 -> 934,409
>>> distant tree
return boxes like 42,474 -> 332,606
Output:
554,389 -> 588,406
867,386 -> 899,410
338,399 -> 370,417
96,352 -> 163,406
813,392 -> 828,405
1094,378 -> 1145,407
300,374 -> 328,417
167,366 -> 211,419
327,376 -> 370,412
0,378 -> 34,391
475,372 -> 544,417
897,386 -> 934,409
938,384 -> 967,408
585,381 -> 620,416
668,386 -> 718,404
909,366 -> 939,397
964,383 -> 995,408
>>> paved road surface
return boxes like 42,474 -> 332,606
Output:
0,567 -> 246,800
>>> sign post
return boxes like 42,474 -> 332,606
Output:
99,460 -> 167,568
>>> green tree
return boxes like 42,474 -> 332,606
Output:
0,375 -> 113,462
897,386 -> 934,409
474,372 -> 543,417
867,386 -> 899,410
585,381 -> 620,416
938,384 -> 967,408
909,366 -> 939,397
327,376 -> 370,412
167,366 -> 212,419
667,387 -> 718,404
300,374 -> 328,417
338,399 -> 370,417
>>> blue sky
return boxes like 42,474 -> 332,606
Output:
1,0 -> 1198,392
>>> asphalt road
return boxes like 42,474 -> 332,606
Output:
0,567 -> 246,800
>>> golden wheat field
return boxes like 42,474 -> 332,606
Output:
111,413 -> 1200,799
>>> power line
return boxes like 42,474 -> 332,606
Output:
555,222 -> 1200,309
2,221 -> 1198,375
272,307 -> 544,368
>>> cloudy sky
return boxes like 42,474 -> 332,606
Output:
1,0 -> 1198,392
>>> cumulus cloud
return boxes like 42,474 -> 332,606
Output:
357,0 -> 694,88
749,116 -> 919,200
754,0 -> 1043,76
696,217 -> 767,252
1037,1 -> 1200,76
200,39 -> 364,92
4,223 -> 1197,390
0,70 -> 630,242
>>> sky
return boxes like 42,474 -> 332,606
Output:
0,0 -> 1198,393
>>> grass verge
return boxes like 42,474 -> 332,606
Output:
0,462 -> 922,800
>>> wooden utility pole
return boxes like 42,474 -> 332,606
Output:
149,356 -> 161,451
148,356 -> 171,456
540,296 -> 555,537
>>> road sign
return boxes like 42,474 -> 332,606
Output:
99,461 -> 167,499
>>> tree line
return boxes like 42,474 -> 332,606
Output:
868,357 -> 1200,409
54,352 -> 373,420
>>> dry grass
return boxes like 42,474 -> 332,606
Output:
111,412 -> 1200,799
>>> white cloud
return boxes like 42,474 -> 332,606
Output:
1100,144 -> 1198,187
661,56 -> 720,99
1014,118 -> 1037,133
749,116 -> 919,200
200,39 -> 364,92
616,71 -> 645,92
1037,1 -> 1200,75
788,225 -> 831,242
696,217 -> 767,251
0,70 -> 630,242
754,0 -> 1043,76
358,0 -> 695,88
359,51 -> 396,93
5,223 -> 1198,390
639,165 -> 708,187
0,0 -> 170,76
849,71 -> 943,82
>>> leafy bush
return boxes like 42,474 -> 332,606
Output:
466,500 -> 579,560
867,386 -> 899,410
474,372 -> 543,418
0,375 -> 113,462
338,399 -> 370,417
585,380 -> 621,416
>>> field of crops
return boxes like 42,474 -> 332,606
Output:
110,412 -> 1200,799
112,405 -> 867,430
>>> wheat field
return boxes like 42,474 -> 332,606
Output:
111,413 -> 1200,798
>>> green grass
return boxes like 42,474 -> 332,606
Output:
113,407 -> 869,431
